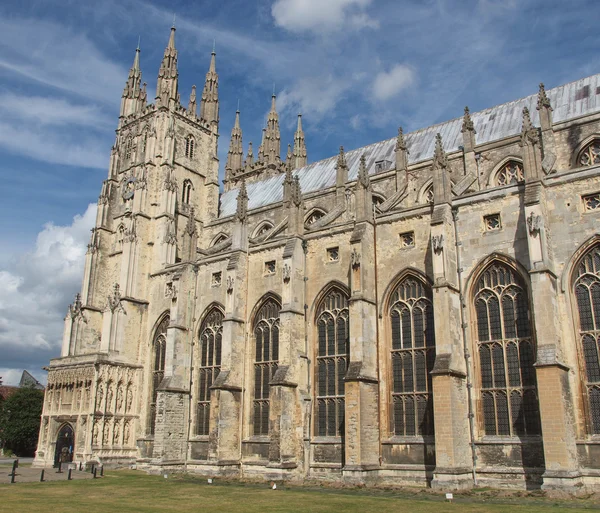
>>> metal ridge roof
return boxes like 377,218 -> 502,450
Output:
219,73 -> 600,218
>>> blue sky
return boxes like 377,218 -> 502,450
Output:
1,0 -> 599,385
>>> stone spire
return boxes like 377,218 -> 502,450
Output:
520,107 -> 542,181
286,143 -> 293,166
395,127 -> 408,171
263,94 -> 281,165
245,142 -> 254,168
235,180 -> 248,222
120,43 -> 144,117
432,133 -> 451,205
336,146 -> 348,202
461,106 -> 477,152
257,128 -> 266,162
187,85 -> 197,115
292,114 -> 307,169
537,83 -> 553,132
225,109 -> 244,180
200,50 -> 219,128
357,154 -> 370,189
156,25 -> 179,108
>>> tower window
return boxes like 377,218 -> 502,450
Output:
185,135 -> 195,159
583,192 -> 600,211
182,179 -> 193,205
125,137 -> 133,160
148,315 -> 169,435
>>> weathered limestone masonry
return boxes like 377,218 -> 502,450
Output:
35,29 -> 600,492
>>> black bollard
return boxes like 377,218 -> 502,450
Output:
40,470 -> 45,482
79,462 -> 82,471
90,464 -> 95,474
100,466 -> 104,477
10,459 -> 17,477
68,469 -> 72,480
10,472 -> 15,484
93,468 -> 97,479
57,462 -> 63,474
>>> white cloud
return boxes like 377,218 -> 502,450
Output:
0,204 -> 97,386
277,75 -> 351,123
271,0 -> 378,33
0,93 -> 113,129
0,17 -> 126,105
372,64 -> 416,101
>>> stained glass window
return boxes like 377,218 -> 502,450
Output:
148,315 -> 169,435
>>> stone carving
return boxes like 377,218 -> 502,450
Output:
527,212 -> 543,235
97,383 -> 104,411
68,293 -> 87,323
227,276 -> 235,294
432,234 -> 445,253
116,384 -> 124,412
351,248 -> 361,269
282,263 -> 292,283
122,176 -> 137,200
92,421 -> 99,446
103,422 -> 110,445
107,283 -> 125,313
123,420 -> 131,446
106,383 -> 114,412
113,420 -> 121,445
126,386 -> 133,412
165,281 -> 177,299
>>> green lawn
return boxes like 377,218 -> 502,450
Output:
0,470 -> 598,513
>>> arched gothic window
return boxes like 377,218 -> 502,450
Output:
474,262 -> 540,436
148,315 -> 169,435
196,308 -> 223,436
182,179 -> 193,205
573,244 -> 600,434
212,234 -> 228,247
305,209 -> 326,227
495,160 -> 524,186
315,287 -> 349,437
578,140 -> 600,167
255,223 -> 273,238
185,135 -> 195,159
372,194 -> 385,207
253,298 -> 281,436
389,276 -> 435,436
424,184 -> 434,204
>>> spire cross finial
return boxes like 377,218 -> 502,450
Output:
137,35 -> 140,50
172,13 -> 176,28
272,83 -> 275,96
237,98 -> 240,112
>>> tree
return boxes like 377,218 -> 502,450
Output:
0,386 -> 44,456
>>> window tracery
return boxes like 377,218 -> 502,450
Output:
253,298 -> 281,435
424,184 -> 434,204
185,135 -> 195,159
196,308 -> 223,436
578,140 -> 600,167
574,244 -> 600,434
182,179 -> 193,205
389,276 -> 435,436
315,288 -> 349,437
474,263 -> 540,436
305,209 -> 326,227
148,315 -> 169,435
125,137 -> 133,160
495,161 -> 524,186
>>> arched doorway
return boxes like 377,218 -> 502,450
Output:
54,424 -> 74,467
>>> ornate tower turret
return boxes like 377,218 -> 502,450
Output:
292,114 -> 307,169
120,43 -> 145,118
263,94 -> 281,166
225,109 -> 244,182
156,26 -> 179,109
200,50 -> 219,129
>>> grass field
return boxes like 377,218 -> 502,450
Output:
1,469 -> 599,513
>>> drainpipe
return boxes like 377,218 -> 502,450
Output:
452,207 -> 478,486
300,239 -> 311,478
372,203 -> 383,466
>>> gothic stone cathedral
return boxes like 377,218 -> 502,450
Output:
33,26 -> 600,491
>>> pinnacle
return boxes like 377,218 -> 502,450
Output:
167,25 -> 176,49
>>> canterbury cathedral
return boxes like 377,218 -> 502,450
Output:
33,25 -> 600,491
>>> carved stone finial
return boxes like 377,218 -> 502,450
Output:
291,176 -> 302,207
520,107 -> 539,146
527,211 -> 543,235
357,154 -> 370,188
235,180 -> 248,222
336,146 -> 347,170
432,133 -> 448,169
537,83 -> 552,111
107,283 -> 125,313
395,127 -> 407,151
461,106 -> 476,133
